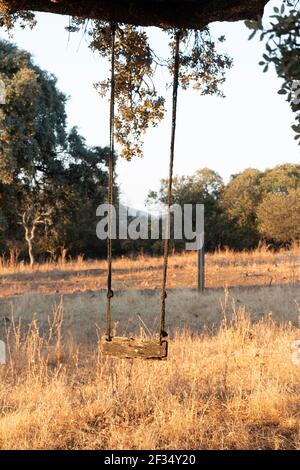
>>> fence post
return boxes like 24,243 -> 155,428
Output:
197,236 -> 205,292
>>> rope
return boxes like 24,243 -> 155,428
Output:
159,30 -> 181,343
105,22 -> 116,340
104,25 -> 180,343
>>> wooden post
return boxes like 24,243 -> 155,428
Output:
197,237 -> 205,292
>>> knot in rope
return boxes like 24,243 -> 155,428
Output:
107,289 -> 114,299
161,291 -> 167,301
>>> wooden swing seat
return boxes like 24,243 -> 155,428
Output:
101,336 -> 168,360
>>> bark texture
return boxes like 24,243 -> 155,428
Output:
0,1 -> 268,29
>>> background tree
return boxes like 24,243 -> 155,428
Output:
256,163 -> 300,245
221,163 -> 300,249
147,168 -> 225,251
0,39 -> 67,258
147,164 -> 300,252
220,168 -> 263,249
260,163 -> 300,193
0,40 -> 114,261
19,204 -> 53,267
58,128 -> 115,259
257,188 -> 300,244
246,1 -> 300,141
0,40 -> 66,184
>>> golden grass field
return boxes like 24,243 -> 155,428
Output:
0,247 -> 300,449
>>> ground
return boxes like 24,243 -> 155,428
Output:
0,247 -> 299,449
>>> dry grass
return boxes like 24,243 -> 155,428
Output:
1,284 -> 300,343
0,245 -> 299,298
0,247 -> 300,449
0,303 -> 300,449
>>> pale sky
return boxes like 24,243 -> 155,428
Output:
0,0 -> 299,210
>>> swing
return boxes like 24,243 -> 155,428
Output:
100,26 -> 181,360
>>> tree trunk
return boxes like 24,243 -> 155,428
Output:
24,223 -> 36,268
0,0 -> 269,30
27,237 -> 34,268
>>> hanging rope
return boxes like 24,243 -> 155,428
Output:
105,22 -> 116,341
159,30 -> 181,343
104,25 -> 180,344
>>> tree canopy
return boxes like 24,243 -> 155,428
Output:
257,188 -> 300,243
147,163 -> 300,252
0,40 -> 66,184
0,40 -> 113,262
246,1 -> 300,142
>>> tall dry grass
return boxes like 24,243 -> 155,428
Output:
0,245 -> 299,292
0,298 -> 300,450
0,248 -> 300,449
1,284 -> 300,342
